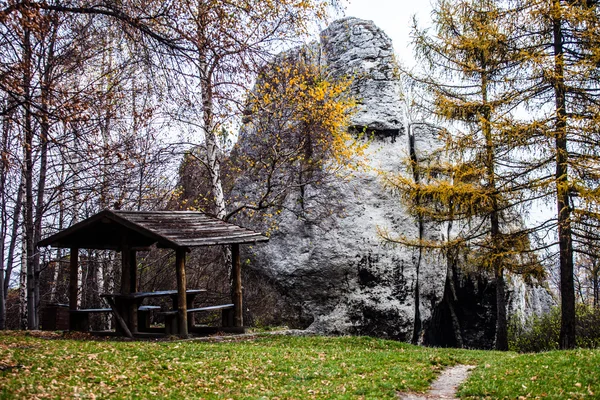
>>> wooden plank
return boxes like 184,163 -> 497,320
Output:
176,234 -> 269,246
69,248 -> 78,312
103,296 -> 133,339
232,244 -> 243,328
157,310 -> 178,316
138,305 -> 161,311
175,248 -> 188,337
136,218 -> 227,226
101,289 -> 206,300
148,226 -> 248,235
159,304 -> 234,316
188,304 -> 234,313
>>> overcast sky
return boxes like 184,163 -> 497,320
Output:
340,0 -> 434,67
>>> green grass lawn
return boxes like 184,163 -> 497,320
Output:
0,331 -> 598,399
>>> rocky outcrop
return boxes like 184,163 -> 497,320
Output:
320,17 -> 403,135
234,17 -> 553,348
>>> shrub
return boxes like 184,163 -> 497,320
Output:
508,307 -> 561,353
575,305 -> 600,349
509,305 -> 600,352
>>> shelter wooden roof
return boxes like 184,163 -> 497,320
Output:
38,209 -> 269,250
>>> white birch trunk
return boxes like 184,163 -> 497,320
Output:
106,254 -> 114,330
199,64 -> 231,284
205,129 -> 227,218
50,162 -> 67,304
96,252 -> 106,329
19,237 -> 27,330
49,249 -> 61,303
77,256 -> 83,308
199,61 -> 227,219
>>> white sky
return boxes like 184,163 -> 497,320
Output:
340,0 -> 434,67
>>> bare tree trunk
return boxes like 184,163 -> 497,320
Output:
31,23 -> 56,324
4,179 -> 23,298
200,66 -> 227,219
96,251 -> 106,328
50,166 -> 65,303
0,101 -> 9,329
19,235 -> 27,330
32,112 -> 48,329
69,127 -> 82,308
0,216 -> 5,329
574,271 -> 586,304
444,214 -> 463,348
50,252 -> 61,303
479,64 -> 507,351
407,126 -> 423,345
105,253 -> 114,329
552,1 -> 576,350
494,267 -> 508,350
199,63 -> 232,289
22,19 -> 39,330
594,275 -> 599,309
592,258 -> 599,309
446,260 -> 464,348
77,255 -> 83,308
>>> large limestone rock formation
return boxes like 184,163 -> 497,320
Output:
320,17 -> 403,134
235,17 -> 553,347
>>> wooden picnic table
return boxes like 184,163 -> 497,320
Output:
101,289 -> 207,337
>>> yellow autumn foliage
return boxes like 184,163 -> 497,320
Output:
244,57 -> 367,172
227,55 -> 366,230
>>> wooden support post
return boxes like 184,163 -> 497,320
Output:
121,245 -> 131,295
69,248 -> 79,331
104,297 -> 133,339
120,245 -> 138,333
130,250 -> 138,293
175,248 -> 188,337
232,244 -> 243,328
69,248 -> 79,311
129,250 -> 138,333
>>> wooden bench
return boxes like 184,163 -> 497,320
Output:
138,305 -> 161,331
101,290 -> 207,337
70,308 -> 112,331
102,289 -> 206,302
158,304 -> 234,334
139,305 -> 161,311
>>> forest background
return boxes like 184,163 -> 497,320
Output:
1,0 -> 599,353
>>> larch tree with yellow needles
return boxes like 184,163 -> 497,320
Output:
391,0 -> 600,350
509,0 -> 600,349
384,0 -> 544,350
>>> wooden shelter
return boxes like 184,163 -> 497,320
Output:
38,209 -> 269,337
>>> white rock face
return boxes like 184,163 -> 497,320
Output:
237,17 -> 446,340
236,17 -> 553,346
507,275 -> 555,325
321,18 -> 403,132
